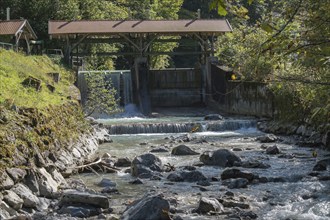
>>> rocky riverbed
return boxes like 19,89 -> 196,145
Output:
1,114 -> 329,220
75,116 -> 329,220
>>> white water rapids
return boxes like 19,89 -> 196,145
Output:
74,115 -> 330,220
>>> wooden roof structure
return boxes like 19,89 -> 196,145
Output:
48,19 -> 232,37
48,19 -> 232,64
0,19 -> 37,40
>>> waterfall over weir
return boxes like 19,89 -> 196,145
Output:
77,70 -> 132,106
104,119 -> 257,135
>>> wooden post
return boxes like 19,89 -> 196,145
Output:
65,36 -> 72,66
133,57 -> 151,115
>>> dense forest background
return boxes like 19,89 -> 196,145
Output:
0,0 -> 329,129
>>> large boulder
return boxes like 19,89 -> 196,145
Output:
194,197 -> 224,214
122,194 -> 171,220
200,149 -> 241,167
131,154 -> 163,178
171,145 -> 199,156
60,190 -> 110,209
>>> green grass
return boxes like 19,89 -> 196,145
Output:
0,49 -> 75,109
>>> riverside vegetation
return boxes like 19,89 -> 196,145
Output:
0,49 -> 108,219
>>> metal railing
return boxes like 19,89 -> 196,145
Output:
0,42 -> 14,50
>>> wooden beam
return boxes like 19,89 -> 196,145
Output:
71,51 -> 210,57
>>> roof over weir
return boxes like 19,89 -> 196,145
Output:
48,19 -> 232,37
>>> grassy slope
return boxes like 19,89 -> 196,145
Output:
0,49 -> 74,108
0,49 -> 91,169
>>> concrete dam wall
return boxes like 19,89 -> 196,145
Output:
149,68 -> 203,107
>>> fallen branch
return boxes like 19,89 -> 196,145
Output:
75,157 -> 102,169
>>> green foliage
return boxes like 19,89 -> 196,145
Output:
214,0 -> 330,128
83,73 -> 119,117
0,103 -> 91,168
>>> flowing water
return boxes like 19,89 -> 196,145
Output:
75,115 -> 330,220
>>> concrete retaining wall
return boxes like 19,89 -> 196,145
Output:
212,81 -> 274,117
149,68 -> 203,107
210,64 -> 274,117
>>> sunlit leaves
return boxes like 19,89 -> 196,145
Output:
209,0 -> 227,16
260,23 -> 273,33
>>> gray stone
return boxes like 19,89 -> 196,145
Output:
49,168 -> 67,187
167,173 -> 183,182
122,194 -> 170,220
204,114 -> 224,120
181,170 -> 207,182
101,187 -> 119,194
322,131 -> 330,149
266,145 -> 280,155
0,201 -> 17,217
313,158 -> 330,171
197,180 -> 211,186
37,197 -> 52,211
59,205 -> 101,218
12,183 -> 39,208
97,178 -> 116,187
167,170 -> 206,183
0,170 -> 14,190
171,145 -> 199,156
3,190 -> 23,210
150,147 -> 169,153
0,208 -> 10,220
129,179 -> 143,185
200,149 -> 241,167
6,168 -> 27,183
37,167 -> 59,198
239,160 -> 270,169
60,190 -> 110,209
257,134 -> 278,143
219,198 -> 250,209
221,168 -> 256,182
23,170 -> 39,194
194,197 -> 223,214
131,154 -> 163,177
114,157 -> 131,167
227,178 -> 249,189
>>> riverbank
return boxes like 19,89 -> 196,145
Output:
0,50 -> 111,219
